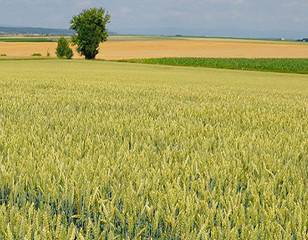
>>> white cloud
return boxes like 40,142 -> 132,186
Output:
180,0 -> 247,5
120,7 -> 132,14
77,0 -> 92,8
167,10 -> 184,17
206,0 -> 247,4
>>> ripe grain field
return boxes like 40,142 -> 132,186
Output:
0,36 -> 308,59
0,60 -> 307,239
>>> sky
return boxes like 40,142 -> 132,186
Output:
0,0 -> 308,38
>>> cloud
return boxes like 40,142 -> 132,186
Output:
231,11 -> 244,20
283,1 -> 308,8
77,0 -> 92,8
120,7 -> 132,14
206,0 -> 247,4
167,10 -> 184,17
179,0 -> 247,5
292,16 -> 302,23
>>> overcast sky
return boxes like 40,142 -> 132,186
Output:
1,0 -> 308,38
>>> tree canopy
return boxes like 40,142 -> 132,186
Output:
70,8 -> 110,59
55,37 -> 73,59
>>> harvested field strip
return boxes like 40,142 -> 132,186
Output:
107,35 -> 186,41
1,37 -> 308,59
97,40 -> 308,59
122,58 -> 308,74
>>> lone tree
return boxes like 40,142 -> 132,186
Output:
70,8 -> 111,59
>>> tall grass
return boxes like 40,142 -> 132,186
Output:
121,58 -> 308,74
0,60 -> 307,239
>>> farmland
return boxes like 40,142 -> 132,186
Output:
0,36 -> 308,59
122,58 -> 308,74
0,38 -> 54,42
0,60 -> 307,239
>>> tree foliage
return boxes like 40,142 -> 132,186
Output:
70,8 -> 111,59
56,37 -> 73,59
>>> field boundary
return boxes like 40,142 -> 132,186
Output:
119,57 -> 308,74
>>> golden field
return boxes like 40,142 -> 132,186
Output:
0,36 -> 308,59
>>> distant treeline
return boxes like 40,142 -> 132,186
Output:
0,26 -> 74,36
0,38 -> 55,42
0,26 -> 118,36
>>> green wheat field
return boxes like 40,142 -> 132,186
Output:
0,60 -> 307,239
122,58 -> 308,74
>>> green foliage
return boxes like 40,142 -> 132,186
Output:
65,48 -> 73,59
0,60 -> 307,239
123,57 -> 308,74
56,37 -> 73,59
0,53 -> 6,56
0,37 -> 54,42
31,53 -> 42,56
70,8 -> 110,59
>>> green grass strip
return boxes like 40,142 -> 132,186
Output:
0,38 -> 54,42
120,58 -> 308,74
